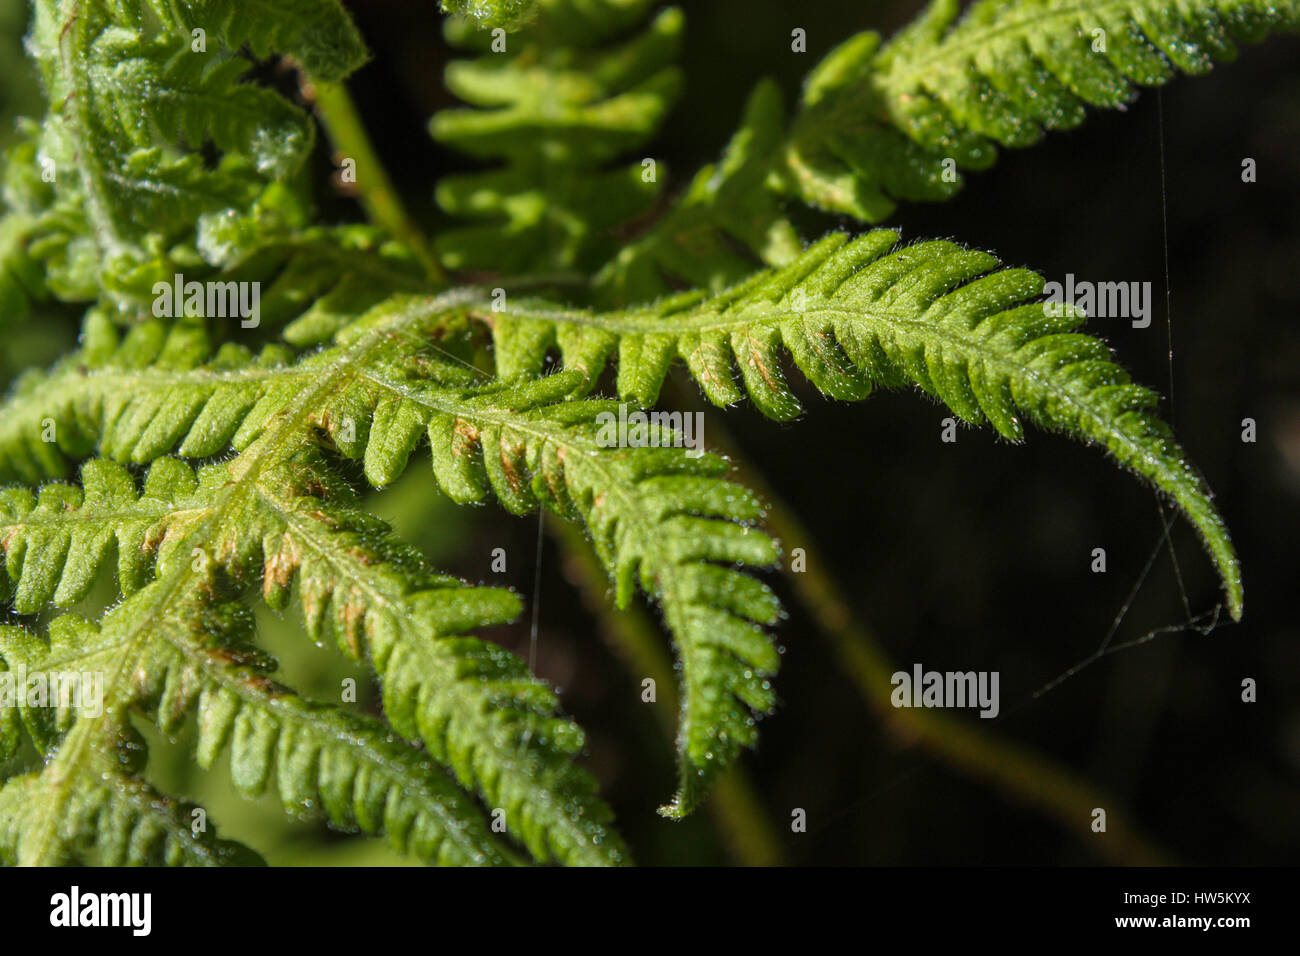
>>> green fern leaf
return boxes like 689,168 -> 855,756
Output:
485,230 -> 1243,619
155,0 -> 369,82
0,586 -> 521,866
432,0 -> 682,274
781,0 -> 1300,219
0,769 -> 263,866
12,0 -> 365,309
254,457 -> 628,864
1,0 -> 1271,866
356,376 -> 783,817
0,291 -> 640,859
103,33 -> 313,179
0,457 -> 200,612
0,448 -> 629,864
0,291 -> 784,818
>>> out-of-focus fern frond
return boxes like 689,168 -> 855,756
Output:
432,0 -> 682,275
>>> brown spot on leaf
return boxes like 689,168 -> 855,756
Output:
341,602 -> 366,657
452,419 -> 480,454
262,535 -> 298,596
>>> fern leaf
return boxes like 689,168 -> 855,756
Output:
0,293 -> 784,817
253,458 -> 629,864
0,457 -> 202,612
13,0 -> 363,307
0,296 -> 640,861
0,244 -> 1243,820
485,230 -> 1243,619
781,0 -> 1300,219
0,769 -> 262,866
325,363 -> 782,817
0,587 -> 521,866
0,0 -> 1274,869
102,33 -> 314,179
350,375 -> 784,817
432,0 -> 682,274
27,4 -> 258,276
154,0 -> 369,82
0,449 -> 629,864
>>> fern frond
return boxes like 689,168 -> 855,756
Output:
0,768 -> 262,866
0,290 -> 784,818
0,0 -> 1272,870
253,457 -> 629,864
432,0 -> 682,275
107,33 -> 312,179
153,0 -> 369,82
0,449 -> 628,864
0,293 -> 642,859
484,230 -> 1243,619
10,0 -> 365,308
780,0 -> 1300,219
307,364 -> 781,818
26,3 -> 277,286
354,375 -> 783,817
0,457 -> 203,612
0,585 -> 521,866
0,310 -> 262,482
0,234 -> 1243,823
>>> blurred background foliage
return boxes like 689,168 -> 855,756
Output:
0,0 -> 1297,864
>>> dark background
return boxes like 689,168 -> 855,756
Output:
2,0 -> 1298,864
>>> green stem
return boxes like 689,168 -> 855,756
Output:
304,77 -> 445,284
552,519 -> 784,866
676,385 -> 1168,865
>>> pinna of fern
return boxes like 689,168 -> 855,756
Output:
781,0 -> 1300,220
0,0 -> 1286,867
